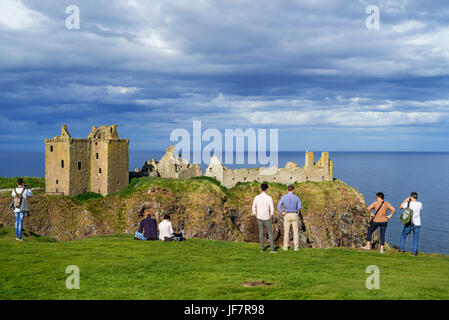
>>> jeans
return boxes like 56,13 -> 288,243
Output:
14,211 -> 24,239
257,218 -> 274,251
400,224 -> 421,254
135,231 -> 147,240
366,221 -> 388,246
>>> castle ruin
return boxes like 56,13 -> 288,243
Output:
136,146 -> 202,179
205,151 -> 333,188
45,125 -> 129,196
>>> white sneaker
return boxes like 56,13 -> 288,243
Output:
283,248 -> 288,251
362,246 -> 371,250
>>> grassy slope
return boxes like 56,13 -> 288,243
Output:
0,177 -> 45,189
1,227 -> 448,300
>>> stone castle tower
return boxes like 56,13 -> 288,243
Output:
45,125 -> 129,196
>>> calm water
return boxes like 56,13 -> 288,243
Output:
1,151 -> 448,255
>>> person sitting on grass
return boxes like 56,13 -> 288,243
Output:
135,210 -> 158,241
159,215 -> 185,241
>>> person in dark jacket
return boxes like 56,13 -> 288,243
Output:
9,178 -> 32,241
135,210 -> 158,240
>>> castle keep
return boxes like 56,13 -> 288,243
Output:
205,152 -> 333,188
45,125 -> 129,196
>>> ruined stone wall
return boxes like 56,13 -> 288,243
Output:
106,139 -> 129,194
206,152 -> 334,188
90,139 -> 109,195
68,140 -> 90,196
45,140 -> 70,195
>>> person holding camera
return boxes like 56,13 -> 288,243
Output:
399,192 -> 423,256
9,178 -> 33,241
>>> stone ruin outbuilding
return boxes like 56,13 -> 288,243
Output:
205,152 -> 333,188
137,146 -> 202,179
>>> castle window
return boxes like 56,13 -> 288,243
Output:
110,128 -> 113,133
78,162 -> 82,170
117,180 -> 120,185
95,142 -> 97,146
96,153 -> 99,159
61,160 -> 64,168
50,145 -> 53,152
56,180 -> 58,185
273,177 -> 276,180
99,168 -> 102,174
244,177 -> 247,181
290,177 -> 292,180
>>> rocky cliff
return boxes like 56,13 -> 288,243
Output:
0,177 -> 379,248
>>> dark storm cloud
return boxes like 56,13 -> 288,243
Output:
1,0 -> 449,151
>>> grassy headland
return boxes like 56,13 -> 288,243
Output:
0,226 -> 448,300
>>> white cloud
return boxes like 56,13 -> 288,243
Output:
105,86 -> 139,95
0,0 -> 47,30
248,110 -> 446,127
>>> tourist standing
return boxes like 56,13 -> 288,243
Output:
252,183 -> 276,253
9,178 -> 32,241
363,192 -> 396,253
278,185 -> 302,251
399,192 -> 423,256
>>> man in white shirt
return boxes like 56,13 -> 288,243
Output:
252,183 -> 276,253
158,215 -> 175,241
399,192 -> 423,256
10,178 -> 33,241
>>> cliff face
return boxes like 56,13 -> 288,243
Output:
0,178 -> 378,248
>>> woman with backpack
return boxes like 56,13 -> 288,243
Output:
9,178 -> 33,241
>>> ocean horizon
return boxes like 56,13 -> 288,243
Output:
1,151 -> 448,255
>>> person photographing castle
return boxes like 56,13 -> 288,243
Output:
9,178 -> 33,241
399,192 -> 423,256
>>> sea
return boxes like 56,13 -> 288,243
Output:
1,151 -> 448,255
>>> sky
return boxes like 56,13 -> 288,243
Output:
1,0 -> 449,152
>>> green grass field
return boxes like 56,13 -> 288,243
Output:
1,226 -> 448,300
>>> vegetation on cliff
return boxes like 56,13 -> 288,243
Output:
0,228 -> 448,300
0,177 -> 45,189
0,177 -> 375,248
